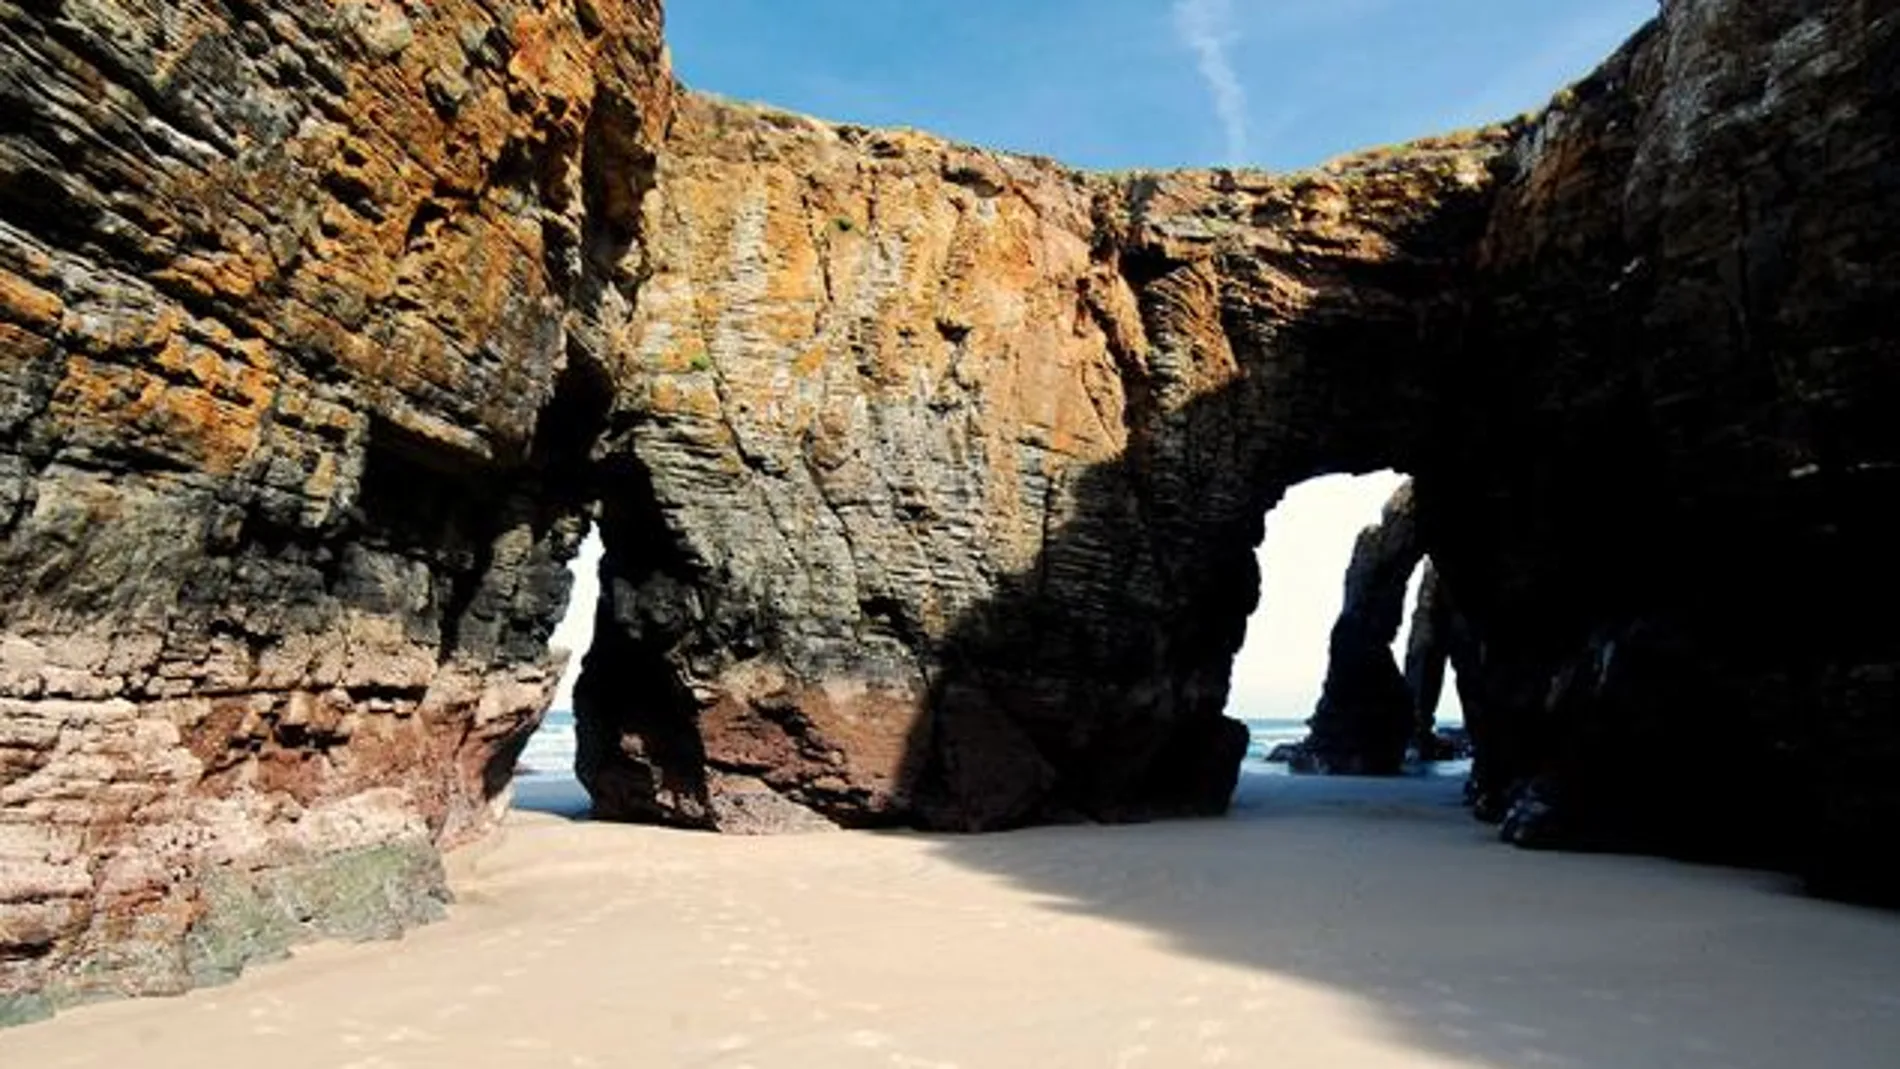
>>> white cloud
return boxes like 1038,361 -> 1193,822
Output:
1173,0 -> 1250,164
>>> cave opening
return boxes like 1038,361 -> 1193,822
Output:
512,525 -> 602,816
503,404 -> 714,825
1231,470 -> 1467,778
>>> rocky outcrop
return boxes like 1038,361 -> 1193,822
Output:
572,92 -> 1505,831
1303,481 -> 1423,774
1418,0 -> 1900,897
1400,562 -> 1450,752
0,0 -> 670,1020
5,0 -> 1899,1024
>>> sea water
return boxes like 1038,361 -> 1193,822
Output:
508,710 -> 1466,814
1241,717 -> 1312,769
512,709 -> 590,815
1241,715 -> 1473,780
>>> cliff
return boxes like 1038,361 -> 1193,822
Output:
1422,0 -> 1900,893
4,0 -> 1899,1024
575,93 -> 1503,831
0,0 -> 669,1020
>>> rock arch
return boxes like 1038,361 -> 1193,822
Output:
5,0 -> 1900,1024
570,94 -> 1502,832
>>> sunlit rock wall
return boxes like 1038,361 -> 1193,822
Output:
0,0 -> 670,1019
577,92 -> 1504,832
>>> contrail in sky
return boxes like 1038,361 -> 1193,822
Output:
1173,0 -> 1249,164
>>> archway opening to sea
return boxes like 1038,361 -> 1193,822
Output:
1231,471 -> 1465,774
513,526 -> 602,816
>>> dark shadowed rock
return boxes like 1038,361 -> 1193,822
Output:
1420,0 -> 1900,899
1305,481 -> 1423,775
1402,561 -> 1450,745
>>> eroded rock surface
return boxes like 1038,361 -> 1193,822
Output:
1303,480 -> 1423,775
574,93 -> 1504,831
0,0 -> 670,1019
4,0 -> 1899,1025
1422,0 -> 1900,896
1400,561 -> 1454,754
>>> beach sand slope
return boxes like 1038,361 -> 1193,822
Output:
4,773 -> 1897,1068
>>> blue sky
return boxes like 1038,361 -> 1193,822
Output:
666,0 -> 1657,171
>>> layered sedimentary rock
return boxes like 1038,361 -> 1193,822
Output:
5,0 -> 1899,1025
0,0 -> 670,1020
1417,0 -> 1900,899
573,92 -> 1505,832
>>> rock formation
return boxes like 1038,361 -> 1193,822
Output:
4,0 -> 1899,1025
0,0 -> 670,1021
1400,562 -> 1453,755
572,93 -> 1503,832
1417,0 -> 1900,896
1302,480 -> 1423,775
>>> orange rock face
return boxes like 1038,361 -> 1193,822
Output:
574,93 -> 1508,832
0,0 -> 670,1019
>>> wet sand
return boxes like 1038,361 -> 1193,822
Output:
6,771 -> 1899,1068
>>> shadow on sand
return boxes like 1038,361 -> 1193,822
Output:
858,80 -> 1900,1061
916,768 -> 1900,1068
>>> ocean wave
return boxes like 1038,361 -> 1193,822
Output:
517,709 -> 577,779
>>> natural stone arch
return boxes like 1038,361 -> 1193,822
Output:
7,0 -> 1900,1026
567,94 -> 1506,832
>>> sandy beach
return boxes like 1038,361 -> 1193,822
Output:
5,771 -> 1898,1068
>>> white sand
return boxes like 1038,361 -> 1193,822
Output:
7,771 -> 1900,1068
